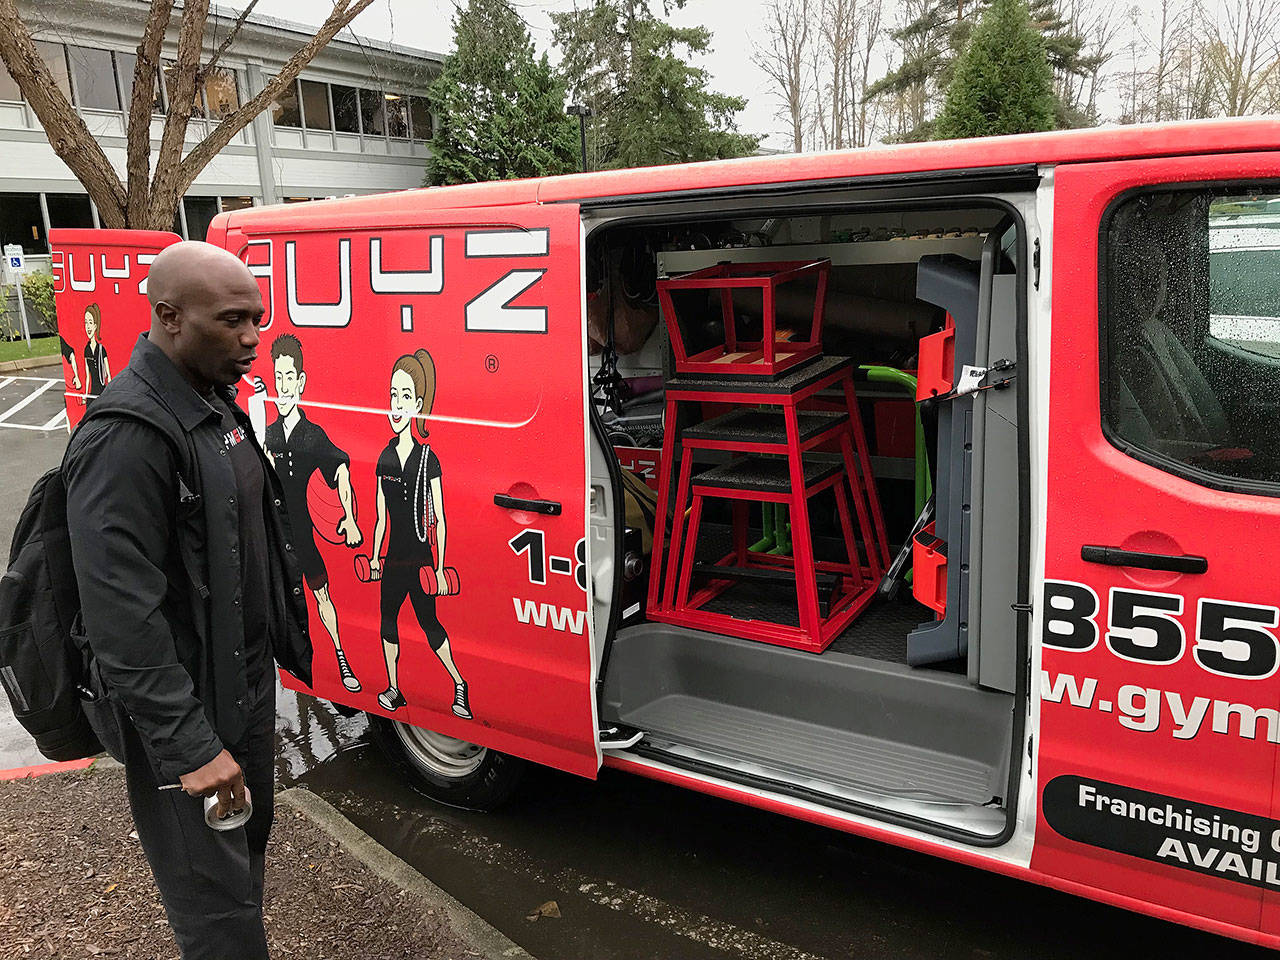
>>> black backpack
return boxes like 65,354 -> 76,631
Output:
0,462 -> 102,761
0,407 -> 195,762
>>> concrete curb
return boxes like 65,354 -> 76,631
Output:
278,787 -> 536,960
0,353 -> 60,373
0,756 -> 95,780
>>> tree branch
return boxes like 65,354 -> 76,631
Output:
124,0 -> 175,227
200,0 -> 261,81
170,0 -> 375,209
0,0 -> 127,224
149,0 -> 211,228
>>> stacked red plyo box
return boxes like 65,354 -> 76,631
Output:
648,258 -> 889,653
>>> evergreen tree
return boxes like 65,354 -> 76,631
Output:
868,0 -> 1093,141
935,0 -> 1056,138
551,0 -> 759,169
425,0 -> 579,186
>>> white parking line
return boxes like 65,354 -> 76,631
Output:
40,409 -> 68,431
0,377 -> 15,391
0,379 -> 59,426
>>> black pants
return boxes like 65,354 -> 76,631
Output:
117,675 -> 276,959
379,561 -> 447,650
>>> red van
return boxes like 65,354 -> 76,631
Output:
50,116 -> 1280,947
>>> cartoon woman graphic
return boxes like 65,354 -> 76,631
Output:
367,349 -> 471,719
82,303 -> 110,398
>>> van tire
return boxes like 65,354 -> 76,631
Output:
369,715 -> 526,811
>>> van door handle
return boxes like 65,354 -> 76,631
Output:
494,494 -> 562,516
1080,545 -> 1207,574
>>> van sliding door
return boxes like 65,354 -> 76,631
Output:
219,203 -> 600,778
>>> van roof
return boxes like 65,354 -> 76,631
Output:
224,116 -> 1280,229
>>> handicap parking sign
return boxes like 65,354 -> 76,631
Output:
7,256 -> 20,268
2,244 -> 22,273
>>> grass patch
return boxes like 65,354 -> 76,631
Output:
0,335 -> 60,365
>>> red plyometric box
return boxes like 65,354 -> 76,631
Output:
912,521 -> 947,615
658,259 -> 829,379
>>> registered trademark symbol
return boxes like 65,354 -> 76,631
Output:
485,355 -> 499,373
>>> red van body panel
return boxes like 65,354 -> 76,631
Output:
48,228 -> 180,428
1033,151 -> 1280,934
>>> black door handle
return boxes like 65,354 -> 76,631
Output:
1080,545 -> 1207,574
494,493 -> 562,516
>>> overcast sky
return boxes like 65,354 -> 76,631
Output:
250,0 -> 786,146
249,0 -> 1247,150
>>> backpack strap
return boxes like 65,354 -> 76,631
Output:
68,403 -> 208,602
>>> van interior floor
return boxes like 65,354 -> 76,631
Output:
601,599 -> 1014,837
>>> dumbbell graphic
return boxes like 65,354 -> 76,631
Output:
354,555 -> 460,595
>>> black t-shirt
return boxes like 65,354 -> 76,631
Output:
376,439 -> 441,569
215,396 -> 271,682
263,411 -> 350,540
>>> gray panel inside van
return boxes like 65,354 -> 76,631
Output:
969,274 -> 1019,692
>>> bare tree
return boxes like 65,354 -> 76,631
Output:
0,0 -> 376,230
853,0 -> 883,146
1078,0 -> 1122,120
816,0 -> 857,149
1166,1 -> 1214,119
1204,0 -> 1280,115
753,0 -> 814,152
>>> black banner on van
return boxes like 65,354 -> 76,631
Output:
1042,775 -> 1280,890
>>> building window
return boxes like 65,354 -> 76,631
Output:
269,75 -> 431,144
283,196 -> 315,204
384,92 -> 409,139
332,83 -> 360,133
67,45 -> 120,111
409,95 -> 432,140
0,57 -> 19,102
300,79 -> 331,131
114,52 -> 165,115
204,67 -> 240,121
0,193 -> 47,255
220,196 -> 255,212
45,194 -> 94,229
271,76 -> 301,128
183,196 -> 218,243
33,41 -> 72,103
358,87 -> 385,136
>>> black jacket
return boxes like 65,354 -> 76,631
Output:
63,334 -> 312,782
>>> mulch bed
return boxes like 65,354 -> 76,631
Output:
0,765 -> 479,959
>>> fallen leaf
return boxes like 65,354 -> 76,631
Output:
525,900 -> 561,921
104,884 -> 117,894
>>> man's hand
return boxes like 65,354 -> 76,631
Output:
179,749 -> 246,818
338,514 -> 363,548
368,555 -> 382,581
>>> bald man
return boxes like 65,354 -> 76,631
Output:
62,241 -> 313,959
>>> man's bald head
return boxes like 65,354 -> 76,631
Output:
147,241 -> 264,394
147,241 -> 256,312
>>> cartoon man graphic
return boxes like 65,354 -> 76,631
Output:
263,334 -> 363,691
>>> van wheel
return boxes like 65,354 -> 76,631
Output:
369,715 -> 526,811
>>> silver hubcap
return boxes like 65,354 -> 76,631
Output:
392,721 -> 486,778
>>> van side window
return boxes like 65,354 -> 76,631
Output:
1101,187 -> 1280,492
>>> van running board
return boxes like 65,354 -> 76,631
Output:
617,696 -> 1007,838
